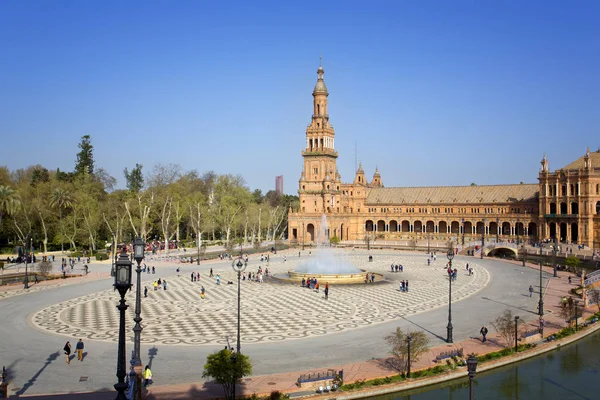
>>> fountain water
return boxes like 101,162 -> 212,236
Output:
294,214 -> 361,274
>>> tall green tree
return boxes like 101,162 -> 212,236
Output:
74,135 -> 95,176
50,187 -> 74,252
0,185 -> 20,230
202,348 -> 252,400
124,163 -> 144,193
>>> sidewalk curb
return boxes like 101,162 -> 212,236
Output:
310,322 -> 600,400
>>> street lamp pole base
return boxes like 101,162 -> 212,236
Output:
446,324 -> 453,344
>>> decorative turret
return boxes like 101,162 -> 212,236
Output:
541,153 -> 549,172
354,163 -> 366,184
584,147 -> 592,170
371,167 -> 383,187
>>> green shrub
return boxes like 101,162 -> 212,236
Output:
95,253 -> 109,261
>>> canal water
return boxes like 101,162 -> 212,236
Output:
369,331 -> 600,400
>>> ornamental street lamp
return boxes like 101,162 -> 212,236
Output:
514,315 -> 520,353
446,249 -> 454,343
538,243 -> 544,317
574,300 -> 580,331
231,256 -> 247,400
114,249 -> 132,400
427,232 -> 430,255
302,222 -> 305,251
496,218 -> 500,243
406,335 -> 412,378
552,236 -> 558,278
480,219 -> 485,260
467,354 -> 478,400
131,237 -> 145,400
24,233 -> 31,289
516,218 -> 520,246
461,218 -> 465,245
197,234 -> 201,266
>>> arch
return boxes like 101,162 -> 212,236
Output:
571,202 -> 579,214
549,222 -> 557,240
340,223 -> 344,240
425,220 -> 435,233
414,220 -> 423,233
377,220 -> 386,232
450,221 -> 459,234
559,222 -> 567,242
550,202 -> 557,214
439,221 -> 448,233
597,201 -> 600,214
570,183 -> 575,195
515,222 -> 524,236
389,220 -> 398,232
486,247 -> 518,258
489,221 -> 499,235
401,220 -> 410,232
306,224 -> 315,242
464,221 -> 473,234
476,221 -> 485,235
528,222 -> 537,236
365,220 -> 374,232
560,202 -> 568,214
571,223 -> 578,243
502,222 -> 511,236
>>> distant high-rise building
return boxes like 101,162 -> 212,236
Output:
275,175 -> 284,195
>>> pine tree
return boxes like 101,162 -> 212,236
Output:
74,135 -> 95,176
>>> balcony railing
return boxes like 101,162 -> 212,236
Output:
544,213 -> 578,218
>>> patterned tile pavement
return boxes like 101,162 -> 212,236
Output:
30,251 -> 489,345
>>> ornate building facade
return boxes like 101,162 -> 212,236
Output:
288,65 -> 600,249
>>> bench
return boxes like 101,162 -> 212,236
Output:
435,348 -> 463,362
297,369 -> 341,389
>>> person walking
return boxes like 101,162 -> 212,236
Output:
209,268 -> 213,277
528,285 -> 534,297
191,272 -> 195,282
63,341 -> 72,364
144,286 -> 148,298
76,339 -> 84,361
324,283 -> 329,300
153,281 -> 158,291
480,325 -> 489,343
163,280 -> 167,290
143,365 -> 153,387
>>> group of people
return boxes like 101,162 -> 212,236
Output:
301,277 -> 329,299
142,264 -> 156,274
151,278 -> 167,291
390,264 -> 404,272
399,280 -> 409,292
243,268 -> 267,283
63,339 -> 85,364
190,272 -> 201,282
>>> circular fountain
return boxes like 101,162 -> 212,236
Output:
278,215 -> 384,284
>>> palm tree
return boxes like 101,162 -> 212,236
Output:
0,185 -> 20,229
50,187 -> 73,252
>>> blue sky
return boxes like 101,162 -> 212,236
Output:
1,1 -> 599,193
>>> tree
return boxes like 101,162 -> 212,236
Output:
0,185 -> 20,229
565,255 -> 582,274
490,309 -> 523,348
202,349 -> 252,400
50,187 -> 74,252
124,164 -> 144,193
384,328 -> 429,373
558,296 -> 582,326
74,135 -> 95,176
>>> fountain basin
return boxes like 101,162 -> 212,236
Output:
274,270 -> 385,285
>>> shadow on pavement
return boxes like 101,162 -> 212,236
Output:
400,316 -> 447,342
15,351 -> 59,396
481,296 -> 538,315
9,390 -> 114,399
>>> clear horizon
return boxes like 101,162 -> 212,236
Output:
1,0 -> 599,194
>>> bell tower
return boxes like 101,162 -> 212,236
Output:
299,60 -> 340,214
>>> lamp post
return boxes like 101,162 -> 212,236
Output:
427,232 -> 430,255
538,243 -> 544,317
131,238 -> 145,400
231,256 -> 247,400
521,245 -> 526,267
552,236 -> 557,277
197,234 -> 201,265
114,249 -> 132,400
516,218 -> 520,246
466,354 -> 478,400
461,218 -> 465,246
496,218 -> 500,243
446,249 -> 454,343
406,335 -> 412,378
574,300 -> 580,331
24,233 -> 31,289
514,316 -> 519,353
480,219 -> 485,259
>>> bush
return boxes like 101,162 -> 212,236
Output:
329,236 -> 340,246
95,253 -> 109,261
37,261 -> 53,275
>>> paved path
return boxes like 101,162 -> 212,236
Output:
0,249 -> 558,397
30,251 -> 489,345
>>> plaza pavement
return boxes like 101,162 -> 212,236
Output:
0,248 -> 585,398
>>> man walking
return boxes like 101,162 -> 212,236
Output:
528,285 -> 534,297
76,339 -> 84,361
480,325 -> 488,343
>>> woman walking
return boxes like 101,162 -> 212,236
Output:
63,341 -> 72,364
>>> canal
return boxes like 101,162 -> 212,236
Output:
370,331 -> 600,400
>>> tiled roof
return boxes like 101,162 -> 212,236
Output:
561,151 -> 600,170
366,184 -> 539,205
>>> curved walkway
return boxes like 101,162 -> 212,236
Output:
0,249 -> 571,398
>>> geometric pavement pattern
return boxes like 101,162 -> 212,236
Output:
30,250 -> 490,346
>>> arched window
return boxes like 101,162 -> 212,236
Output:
597,201 -> 600,215
317,104 -> 321,115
